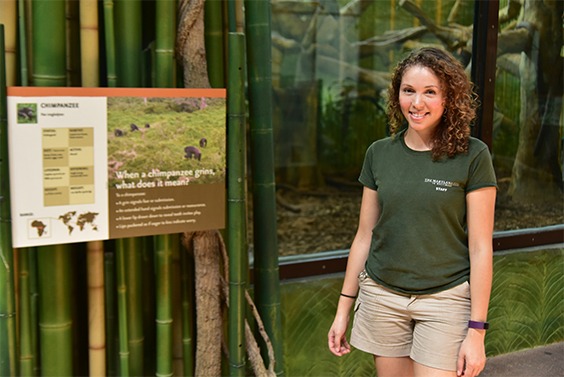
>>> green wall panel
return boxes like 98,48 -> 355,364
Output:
280,247 -> 564,376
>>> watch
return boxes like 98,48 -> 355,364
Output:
468,320 -> 490,330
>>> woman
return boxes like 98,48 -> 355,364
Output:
327,47 -> 497,377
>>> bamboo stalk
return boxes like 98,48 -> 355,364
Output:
141,239 -> 156,376
87,242 -> 106,377
103,0 -> 117,87
171,238 -> 183,376
125,238 -> 144,376
80,0 -> 100,87
115,239 -> 130,376
65,0 -> 81,86
243,0 -> 285,374
204,0 -> 225,88
12,247 -> 19,376
31,0 -> 66,86
227,0 -> 244,33
155,0 -> 176,88
37,245 -> 73,376
154,1 -> 178,374
104,248 -> 117,376
31,2 -> 75,376
115,0 -> 142,87
0,24 -> 18,377
17,0 -> 29,85
28,248 -> 39,376
18,248 -> 35,376
154,235 -> 175,377
79,1 -> 106,373
180,239 -> 195,376
113,2 -> 145,374
227,31 -> 248,377
227,0 -> 237,32
0,0 -> 17,85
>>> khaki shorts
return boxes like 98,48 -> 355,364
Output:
350,270 -> 471,371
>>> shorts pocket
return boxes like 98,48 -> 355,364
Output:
451,281 -> 470,300
353,299 -> 361,313
355,270 -> 368,312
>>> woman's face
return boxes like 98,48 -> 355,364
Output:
398,65 -> 445,134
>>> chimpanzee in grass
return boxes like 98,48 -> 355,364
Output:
184,146 -> 201,161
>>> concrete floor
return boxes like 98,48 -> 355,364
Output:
481,342 -> 564,377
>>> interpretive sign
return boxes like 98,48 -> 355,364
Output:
7,87 -> 226,247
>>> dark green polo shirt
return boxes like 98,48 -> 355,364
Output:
359,130 -> 497,295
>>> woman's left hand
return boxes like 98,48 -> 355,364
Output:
456,329 -> 487,376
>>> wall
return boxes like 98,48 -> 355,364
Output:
280,246 -> 564,376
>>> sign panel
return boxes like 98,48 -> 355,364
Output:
7,87 -> 226,247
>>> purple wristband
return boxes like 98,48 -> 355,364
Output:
468,320 -> 489,330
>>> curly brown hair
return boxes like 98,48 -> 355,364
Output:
387,47 -> 478,160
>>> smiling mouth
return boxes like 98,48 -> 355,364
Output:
409,112 -> 427,119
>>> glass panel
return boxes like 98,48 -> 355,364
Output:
271,0 -> 562,256
492,0 -> 563,232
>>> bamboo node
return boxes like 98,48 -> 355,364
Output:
228,361 -> 246,368
155,318 -> 173,324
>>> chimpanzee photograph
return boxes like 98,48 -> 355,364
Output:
16,104 -> 37,123
106,95 -> 225,188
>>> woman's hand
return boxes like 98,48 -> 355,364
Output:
328,314 -> 351,356
456,329 -> 487,376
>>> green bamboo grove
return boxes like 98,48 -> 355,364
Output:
0,0 -> 282,375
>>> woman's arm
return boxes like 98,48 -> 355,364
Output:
328,186 -> 380,356
457,186 -> 496,377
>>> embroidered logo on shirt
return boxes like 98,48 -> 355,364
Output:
424,178 -> 460,192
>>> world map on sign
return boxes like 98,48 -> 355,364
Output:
58,211 -> 100,235
30,211 -> 100,237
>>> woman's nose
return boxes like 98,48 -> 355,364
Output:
412,94 -> 423,107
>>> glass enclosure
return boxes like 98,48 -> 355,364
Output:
269,0 -> 563,256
